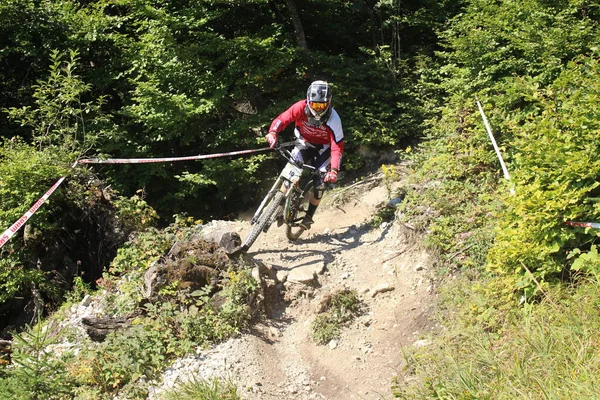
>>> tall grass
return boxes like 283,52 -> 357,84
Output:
394,275 -> 600,399
161,376 -> 241,400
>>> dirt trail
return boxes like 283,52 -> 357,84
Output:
151,165 -> 438,400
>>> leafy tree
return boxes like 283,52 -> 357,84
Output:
6,49 -> 112,152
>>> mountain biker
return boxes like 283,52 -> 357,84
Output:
265,80 -> 344,230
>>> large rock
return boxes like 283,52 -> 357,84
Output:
200,227 -> 242,255
287,255 -> 326,284
81,316 -> 130,342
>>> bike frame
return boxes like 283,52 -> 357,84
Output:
250,142 -> 315,226
241,141 -> 328,251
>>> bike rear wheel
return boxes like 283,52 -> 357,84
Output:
285,181 -> 313,241
243,191 -> 285,250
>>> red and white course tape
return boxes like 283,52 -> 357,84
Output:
565,221 -> 600,229
0,144 -> 289,250
77,146 -> 273,164
0,161 -> 78,249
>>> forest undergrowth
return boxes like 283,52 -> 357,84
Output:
3,0 -> 600,398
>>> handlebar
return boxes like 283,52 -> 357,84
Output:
274,141 -> 316,171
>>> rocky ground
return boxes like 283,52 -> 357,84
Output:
148,163 -> 440,400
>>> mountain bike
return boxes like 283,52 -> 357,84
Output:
241,141 -> 325,251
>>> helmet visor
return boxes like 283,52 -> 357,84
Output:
309,101 -> 328,113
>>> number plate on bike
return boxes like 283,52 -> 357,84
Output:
281,162 -> 303,183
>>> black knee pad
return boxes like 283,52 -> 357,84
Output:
313,186 -> 324,200
313,175 -> 325,199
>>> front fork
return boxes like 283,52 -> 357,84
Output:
250,176 -> 293,225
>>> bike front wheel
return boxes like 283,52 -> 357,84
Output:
285,181 -> 313,241
243,191 -> 285,251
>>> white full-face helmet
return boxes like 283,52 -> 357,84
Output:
306,80 -> 332,120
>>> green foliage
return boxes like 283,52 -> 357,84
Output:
108,227 -> 171,275
440,0 -> 600,98
98,227 -> 172,316
162,376 -> 241,400
400,0 -> 600,300
0,1 -> 78,128
1,0 -> 452,224
98,0 -> 303,219
0,320 -> 75,399
0,258 -> 46,306
0,139 -> 71,304
569,245 -> 600,279
65,276 -> 91,304
312,289 -> 363,345
381,164 -> 399,199
113,193 -> 159,231
142,267 -> 258,349
308,52 -> 423,152
371,204 -> 398,228
398,147 -> 498,270
0,139 -> 71,232
5,49 -> 112,152
61,221 -> 259,396
71,265 -> 257,395
75,324 -> 167,394
391,3 -> 600,397
487,53 -> 600,291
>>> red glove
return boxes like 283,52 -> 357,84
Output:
324,169 -> 338,183
265,132 -> 278,148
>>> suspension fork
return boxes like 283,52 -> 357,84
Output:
250,176 -> 292,224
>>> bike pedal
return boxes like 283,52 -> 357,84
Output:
276,216 -> 284,227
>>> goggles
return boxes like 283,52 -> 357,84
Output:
309,101 -> 328,112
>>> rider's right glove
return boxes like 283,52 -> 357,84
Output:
265,132 -> 278,148
324,168 -> 339,183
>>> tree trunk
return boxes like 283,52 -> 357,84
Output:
285,0 -> 308,50
363,0 -> 379,54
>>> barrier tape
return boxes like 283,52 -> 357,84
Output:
77,146 -> 276,164
0,143 -> 295,250
0,161 -> 78,250
565,221 -> 600,229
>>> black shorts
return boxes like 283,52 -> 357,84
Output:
290,139 -> 330,197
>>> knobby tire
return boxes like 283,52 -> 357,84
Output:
243,191 -> 285,250
286,181 -> 313,241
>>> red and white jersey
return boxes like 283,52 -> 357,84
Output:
269,100 -> 344,170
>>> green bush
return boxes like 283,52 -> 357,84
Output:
400,0 -> 600,302
72,324 -> 167,394
488,54 -> 600,294
68,266 -> 257,395
312,289 -> 363,345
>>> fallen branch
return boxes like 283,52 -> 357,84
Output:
382,248 -> 408,263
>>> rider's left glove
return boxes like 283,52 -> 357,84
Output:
265,132 -> 278,148
324,169 -> 338,183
